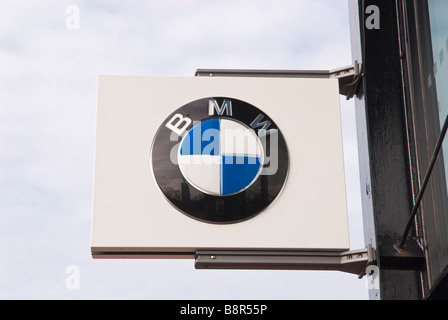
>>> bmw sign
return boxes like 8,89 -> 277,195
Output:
91,75 -> 350,258
151,97 -> 289,224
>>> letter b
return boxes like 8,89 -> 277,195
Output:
165,114 -> 192,136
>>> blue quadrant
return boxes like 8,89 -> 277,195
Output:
222,156 -> 262,196
180,119 -> 220,156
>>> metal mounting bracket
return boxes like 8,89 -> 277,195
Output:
195,245 -> 376,279
195,60 -> 363,100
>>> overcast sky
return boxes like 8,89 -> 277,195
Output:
0,0 -> 368,300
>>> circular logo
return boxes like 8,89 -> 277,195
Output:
151,97 -> 289,224
178,118 -> 265,196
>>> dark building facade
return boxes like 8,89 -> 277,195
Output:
350,0 -> 448,299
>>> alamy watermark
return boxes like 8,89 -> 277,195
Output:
365,5 -> 380,30
168,122 -> 279,176
65,265 -> 80,290
365,265 -> 380,290
65,5 -> 80,30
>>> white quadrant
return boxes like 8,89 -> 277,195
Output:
220,119 -> 263,157
178,155 -> 221,195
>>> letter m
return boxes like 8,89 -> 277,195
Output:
209,99 -> 233,116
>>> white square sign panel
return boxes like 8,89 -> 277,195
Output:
91,75 -> 350,258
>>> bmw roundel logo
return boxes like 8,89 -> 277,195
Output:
151,97 -> 289,224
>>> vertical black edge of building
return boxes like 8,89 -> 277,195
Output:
350,0 -> 422,300
350,0 -> 448,299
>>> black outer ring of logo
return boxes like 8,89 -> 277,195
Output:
151,97 -> 289,224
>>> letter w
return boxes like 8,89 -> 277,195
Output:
250,114 -> 277,136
